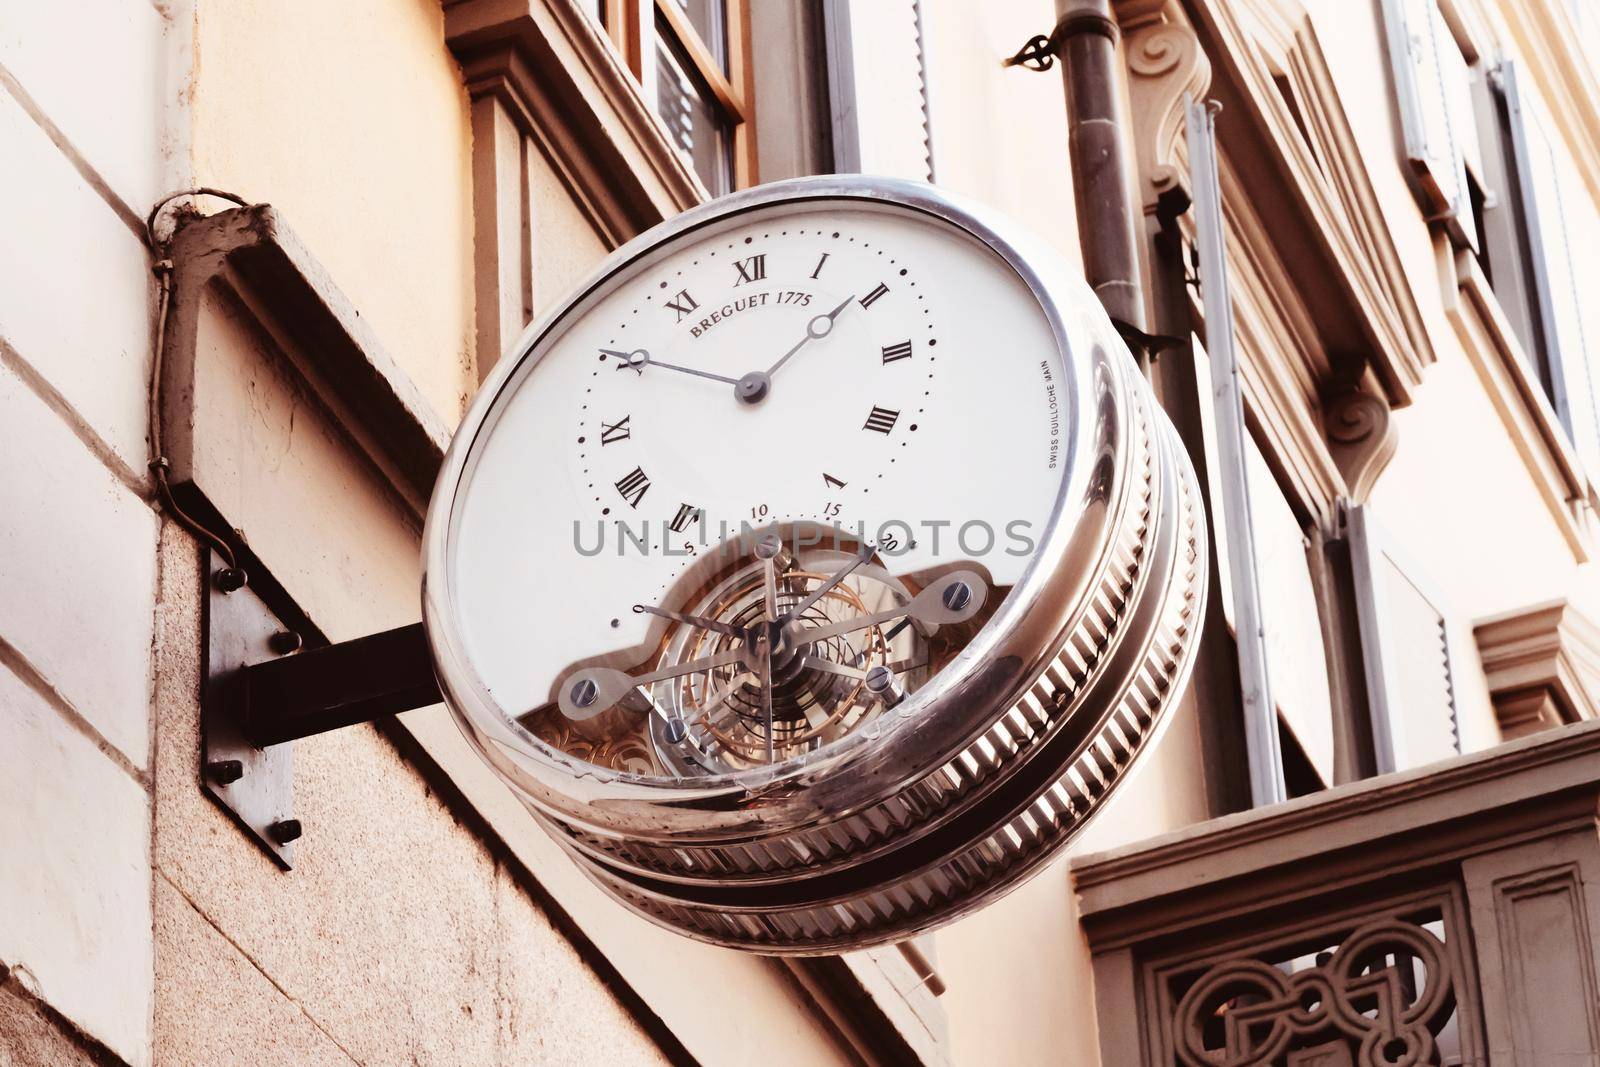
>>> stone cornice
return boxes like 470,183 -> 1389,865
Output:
163,205 -> 449,519
1476,599 -> 1600,738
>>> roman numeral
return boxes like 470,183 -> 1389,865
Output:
822,472 -> 846,490
810,253 -> 830,280
599,416 -> 631,445
881,340 -> 913,364
615,467 -> 651,508
668,503 -> 701,533
733,254 -> 766,286
665,290 -> 699,321
859,283 -> 889,309
862,406 -> 899,434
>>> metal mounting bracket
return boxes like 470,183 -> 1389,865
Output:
1004,33 -> 1059,72
202,549 -> 303,868
201,547 -> 441,869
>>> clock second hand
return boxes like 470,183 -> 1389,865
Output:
784,540 -> 876,623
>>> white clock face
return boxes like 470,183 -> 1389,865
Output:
444,197 -> 1069,778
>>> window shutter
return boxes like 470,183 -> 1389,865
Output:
1500,59 -> 1600,477
823,0 -> 933,180
1346,502 -> 1460,773
1380,0 -> 1477,245
1187,99 -> 1287,807
1191,344 -> 1336,786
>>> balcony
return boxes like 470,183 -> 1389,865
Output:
1072,719 -> 1600,1065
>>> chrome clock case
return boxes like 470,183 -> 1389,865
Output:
422,176 -> 1207,953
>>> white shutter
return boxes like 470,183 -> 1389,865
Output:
1192,346 -> 1335,784
1187,99 -> 1287,807
1501,60 -> 1600,479
1380,0 -> 1477,245
1347,503 -> 1460,773
825,0 -> 933,180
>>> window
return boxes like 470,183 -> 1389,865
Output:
1382,0 -> 1600,481
598,0 -> 755,194
1470,59 -> 1600,480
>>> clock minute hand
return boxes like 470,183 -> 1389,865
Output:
605,348 -> 740,387
765,294 -> 855,378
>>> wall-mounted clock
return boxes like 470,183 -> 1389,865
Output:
422,176 -> 1205,953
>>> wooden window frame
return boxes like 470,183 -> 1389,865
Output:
599,0 -> 759,191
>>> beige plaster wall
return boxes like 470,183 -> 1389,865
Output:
190,0 -> 477,422
151,524 -> 670,1067
921,0 -> 1083,275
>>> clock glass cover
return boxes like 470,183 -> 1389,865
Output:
424,178 -> 1205,952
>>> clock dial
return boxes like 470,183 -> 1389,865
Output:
446,199 -> 1065,777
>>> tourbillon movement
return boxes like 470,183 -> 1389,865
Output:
423,177 -> 1206,952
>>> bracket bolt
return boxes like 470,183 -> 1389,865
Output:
269,630 -> 303,655
215,567 -> 247,593
207,759 -> 244,785
570,678 -> 599,708
268,819 -> 303,845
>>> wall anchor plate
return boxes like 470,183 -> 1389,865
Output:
201,549 -> 298,868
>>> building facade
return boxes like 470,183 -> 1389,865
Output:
3,0 -> 1600,1063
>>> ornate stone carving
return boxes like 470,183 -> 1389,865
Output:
1121,12 -> 1212,213
1324,388 -> 1396,502
1174,918 -> 1457,1067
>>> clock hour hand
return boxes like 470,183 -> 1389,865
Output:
764,294 -> 855,378
605,348 -> 740,387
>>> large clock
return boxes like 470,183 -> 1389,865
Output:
422,176 -> 1205,953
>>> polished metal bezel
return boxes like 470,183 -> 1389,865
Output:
424,176 -> 1098,809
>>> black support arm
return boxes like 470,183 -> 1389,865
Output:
240,623 -> 442,747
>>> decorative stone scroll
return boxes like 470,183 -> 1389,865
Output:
1324,388 -> 1397,503
1120,5 -> 1213,214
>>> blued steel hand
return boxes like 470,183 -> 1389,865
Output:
764,294 -> 856,378
605,348 -> 739,386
